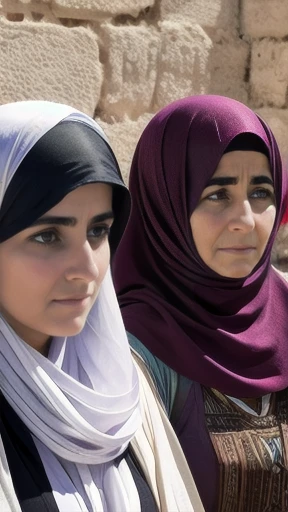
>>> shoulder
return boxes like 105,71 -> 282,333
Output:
127,332 -> 194,424
127,332 -> 178,416
272,265 -> 288,283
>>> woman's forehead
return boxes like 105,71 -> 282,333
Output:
46,183 -> 113,214
213,151 -> 271,176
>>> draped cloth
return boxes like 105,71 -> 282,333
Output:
114,95 -> 288,398
0,272 -> 202,512
0,101 -> 203,512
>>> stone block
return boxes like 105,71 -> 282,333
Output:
160,0 -> 239,34
208,35 -> 249,103
51,0 -> 155,20
0,18 -> 102,116
251,40 -> 288,108
257,107 -> 288,272
100,25 -> 159,120
256,108 -> 288,162
97,114 -> 154,183
241,0 -> 288,39
154,21 -> 212,110
272,224 -> 288,272
2,0 -> 51,16
257,108 -> 288,267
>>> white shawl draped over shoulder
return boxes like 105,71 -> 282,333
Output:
0,101 -> 204,512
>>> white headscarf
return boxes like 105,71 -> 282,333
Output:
0,101 -> 204,512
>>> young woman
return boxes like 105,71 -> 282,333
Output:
114,95 -> 288,512
0,101 -> 203,512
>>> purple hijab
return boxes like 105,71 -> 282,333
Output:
114,95 -> 288,398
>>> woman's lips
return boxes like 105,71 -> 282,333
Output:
52,295 -> 92,307
218,246 -> 256,253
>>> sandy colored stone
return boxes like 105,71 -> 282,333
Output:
2,0 -> 154,18
208,35 -> 248,104
0,18 -> 102,116
258,108 -> 288,272
160,0 -> 239,34
251,40 -> 288,108
100,25 -> 159,120
241,0 -> 288,38
2,0 -> 51,15
257,108 -> 288,163
97,114 -> 154,183
51,0 -> 154,19
272,225 -> 288,273
155,22 -> 212,110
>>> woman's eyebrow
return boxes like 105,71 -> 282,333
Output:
251,176 -> 274,186
206,175 -> 274,188
206,177 -> 237,187
30,211 -> 114,228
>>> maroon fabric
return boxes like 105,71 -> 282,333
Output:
173,381 -> 219,512
114,95 -> 288,398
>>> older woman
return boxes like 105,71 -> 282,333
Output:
114,95 -> 288,512
0,101 -> 203,512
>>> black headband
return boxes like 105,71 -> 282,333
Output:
224,133 -> 269,157
0,120 -> 130,254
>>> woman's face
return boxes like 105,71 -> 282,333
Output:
0,183 -> 113,354
190,151 -> 276,278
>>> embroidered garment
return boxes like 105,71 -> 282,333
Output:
129,333 -> 288,512
204,387 -> 288,511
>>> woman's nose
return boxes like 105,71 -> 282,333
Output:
228,200 -> 256,232
64,241 -> 100,282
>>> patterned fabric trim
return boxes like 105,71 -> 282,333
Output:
204,387 -> 288,512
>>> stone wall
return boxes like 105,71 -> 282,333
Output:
1,0 -> 288,183
1,0 -> 287,268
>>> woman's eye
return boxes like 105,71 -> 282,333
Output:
88,225 -> 111,240
251,188 -> 274,200
32,231 -> 58,245
206,189 -> 228,201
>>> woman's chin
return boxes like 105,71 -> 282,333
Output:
214,264 -> 255,279
48,318 -> 88,338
